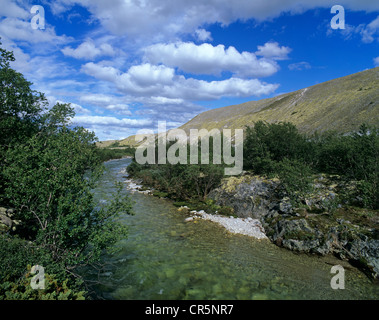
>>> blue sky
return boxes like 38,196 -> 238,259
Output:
1,0 -> 378,141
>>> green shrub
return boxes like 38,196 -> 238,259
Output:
276,158 -> 314,206
243,121 -> 315,174
0,266 -> 86,300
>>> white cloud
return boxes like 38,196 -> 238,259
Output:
288,61 -> 312,71
68,102 -> 92,115
82,61 -> 279,100
49,0 -> 379,40
0,17 -> 70,44
62,40 -> 115,60
374,57 -> 379,67
72,115 -> 152,128
49,98 -> 91,115
81,62 -> 120,82
329,16 -> 379,43
143,42 -> 280,77
194,28 -> 212,41
256,42 -> 292,60
79,94 -> 133,116
0,0 -> 29,19
105,104 -> 132,116
80,93 -> 120,106
359,15 -> 379,43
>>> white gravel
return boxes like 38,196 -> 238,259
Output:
190,210 -> 268,240
124,179 -> 152,194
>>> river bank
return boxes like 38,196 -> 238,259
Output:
123,172 -> 379,282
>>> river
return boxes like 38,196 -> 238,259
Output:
84,158 -> 379,300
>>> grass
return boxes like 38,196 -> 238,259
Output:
179,67 -> 379,135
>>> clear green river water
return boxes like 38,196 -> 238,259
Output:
85,158 -> 379,300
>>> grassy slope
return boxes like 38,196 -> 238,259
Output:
180,67 -> 379,134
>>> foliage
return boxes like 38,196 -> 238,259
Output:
316,124 -> 379,209
127,136 -> 227,201
275,158 -> 314,206
243,121 -> 314,174
243,121 -> 379,209
95,146 -> 135,163
0,45 -> 47,149
129,162 -> 224,201
0,234 -> 85,299
0,266 -> 86,300
0,43 -> 133,299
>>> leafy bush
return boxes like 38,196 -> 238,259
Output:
0,42 -> 133,299
95,146 -> 135,162
243,121 -> 314,174
275,158 -> 314,206
316,124 -> 379,209
0,266 -> 86,300
128,162 -> 224,201
243,121 -> 379,209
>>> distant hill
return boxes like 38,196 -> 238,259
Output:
179,67 -> 379,134
117,67 -> 378,146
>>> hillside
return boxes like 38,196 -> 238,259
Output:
117,67 -> 378,146
179,67 -> 379,134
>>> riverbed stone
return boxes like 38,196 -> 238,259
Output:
208,175 -> 279,219
208,174 -> 379,280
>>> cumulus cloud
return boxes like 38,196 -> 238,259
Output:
82,61 -> 279,100
81,62 -> 120,82
255,42 -> 292,60
62,40 -> 115,60
48,0 -> 379,40
143,42 -> 280,77
80,93 -> 121,106
374,57 -> 379,67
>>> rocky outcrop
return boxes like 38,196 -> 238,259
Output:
208,175 -> 280,219
208,174 -> 379,280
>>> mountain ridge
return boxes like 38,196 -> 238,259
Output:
179,67 -> 379,134
110,66 -> 378,147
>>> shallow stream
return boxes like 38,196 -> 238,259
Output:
85,158 -> 379,300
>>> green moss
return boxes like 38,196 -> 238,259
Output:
252,196 -> 262,207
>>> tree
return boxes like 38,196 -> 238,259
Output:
0,43 -> 133,296
0,42 -> 47,148
243,121 -> 313,174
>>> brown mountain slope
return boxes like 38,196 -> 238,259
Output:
179,67 -> 379,134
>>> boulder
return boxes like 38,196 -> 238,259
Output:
208,175 -> 279,219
